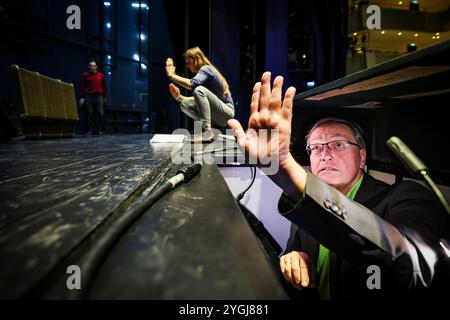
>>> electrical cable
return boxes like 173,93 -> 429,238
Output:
236,166 -> 256,201
70,163 -> 202,299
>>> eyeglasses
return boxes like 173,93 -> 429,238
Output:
306,140 -> 361,156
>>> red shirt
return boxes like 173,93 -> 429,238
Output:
80,71 -> 107,97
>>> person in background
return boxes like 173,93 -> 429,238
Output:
80,60 -> 107,134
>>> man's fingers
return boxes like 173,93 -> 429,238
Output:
281,257 -> 292,283
258,72 -> 271,111
281,86 -> 296,122
289,254 -> 302,286
227,119 -> 246,145
280,252 -> 315,290
250,82 -> 261,115
279,257 -> 285,274
299,254 -> 309,288
269,76 -> 283,111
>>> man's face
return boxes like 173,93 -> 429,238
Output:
89,62 -> 97,73
308,123 -> 366,194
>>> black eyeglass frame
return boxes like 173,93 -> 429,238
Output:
306,140 -> 361,156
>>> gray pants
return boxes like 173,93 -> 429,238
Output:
180,86 -> 234,130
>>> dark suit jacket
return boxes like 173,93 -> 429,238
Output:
279,173 -> 450,298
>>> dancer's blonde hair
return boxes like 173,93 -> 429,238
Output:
183,46 -> 231,96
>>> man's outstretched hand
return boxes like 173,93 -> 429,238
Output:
228,72 -> 296,169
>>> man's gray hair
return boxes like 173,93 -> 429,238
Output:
305,117 -> 366,150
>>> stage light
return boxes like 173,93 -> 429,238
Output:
106,22 -> 111,29
132,3 -> 148,9
414,33 -> 418,37
407,43 -> 417,52
141,64 -> 147,70
409,0 -> 419,11
133,54 -> 140,61
104,2 -> 111,6
306,81 -> 315,88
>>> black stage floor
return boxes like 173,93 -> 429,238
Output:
0,134 -> 287,299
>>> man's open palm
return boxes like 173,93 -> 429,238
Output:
228,72 -> 296,169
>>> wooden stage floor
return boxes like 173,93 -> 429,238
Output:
0,134 -> 287,299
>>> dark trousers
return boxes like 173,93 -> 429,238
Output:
86,94 -> 104,133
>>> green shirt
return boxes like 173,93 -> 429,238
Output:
316,174 -> 364,300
